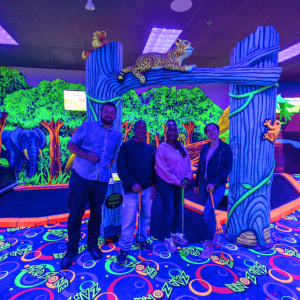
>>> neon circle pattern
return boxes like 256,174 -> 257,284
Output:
268,268 -> 293,283
189,279 -> 212,296
1,206 -> 300,299
105,255 -> 137,275
15,264 -> 55,288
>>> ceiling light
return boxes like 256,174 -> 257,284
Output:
171,0 -> 193,12
0,25 -> 18,45
143,28 -> 182,54
278,42 -> 300,62
85,0 -> 95,11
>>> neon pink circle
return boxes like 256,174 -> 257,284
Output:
34,241 -> 66,260
269,255 -> 300,280
276,220 -> 300,231
9,287 -> 55,300
196,264 -> 239,294
107,274 -> 153,300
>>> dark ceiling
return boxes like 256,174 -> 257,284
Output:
0,0 -> 300,81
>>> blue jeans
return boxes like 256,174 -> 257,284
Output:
118,187 -> 153,251
200,183 -> 226,242
157,176 -> 182,239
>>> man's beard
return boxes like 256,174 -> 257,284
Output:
101,117 -> 114,126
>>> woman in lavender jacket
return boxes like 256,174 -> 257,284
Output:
155,119 -> 192,254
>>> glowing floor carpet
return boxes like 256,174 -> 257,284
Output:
0,210 -> 300,300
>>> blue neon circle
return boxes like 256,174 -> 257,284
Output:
243,259 -> 256,268
80,280 -> 95,291
168,269 -> 181,278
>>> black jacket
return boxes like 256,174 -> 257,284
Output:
195,139 -> 233,188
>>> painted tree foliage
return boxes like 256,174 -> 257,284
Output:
0,66 -> 31,105
122,86 -> 223,146
2,78 -> 86,179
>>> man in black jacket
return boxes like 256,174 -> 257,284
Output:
194,123 -> 233,259
117,120 -> 156,264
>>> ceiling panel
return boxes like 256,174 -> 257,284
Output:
0,0 -> 299,81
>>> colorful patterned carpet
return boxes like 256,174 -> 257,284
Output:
0,208 -> 300,300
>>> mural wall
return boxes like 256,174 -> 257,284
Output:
0,66 -> 223,185
1,66 -> 300,187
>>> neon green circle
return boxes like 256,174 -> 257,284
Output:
180,247 -> 209,264
105,255 -> 137,275
17,244 -> 31,251
0,235 -> 4,241
249,249 -> 276,256
80,280 -> 95,291
43,230 -> 67,241
15,264 -> 55,288
168,269 -> 181,278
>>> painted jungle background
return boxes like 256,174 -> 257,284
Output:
0,66 -> 225,186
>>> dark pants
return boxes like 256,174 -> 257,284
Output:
67,170 -> 108,252
200,181 -> 226,242
157,176 -> 182,239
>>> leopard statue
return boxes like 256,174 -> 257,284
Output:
118,38 -> 197,84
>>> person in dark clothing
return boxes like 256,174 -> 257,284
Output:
194,123 -> 233,259
117,120 -> 156,264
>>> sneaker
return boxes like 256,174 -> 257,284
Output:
171,232 -> 188,245
117,249 -> 129,265
203,233 -> 220,247
136,240 -> 153,252
200,242 -> 214,259
164,237 -> 178,254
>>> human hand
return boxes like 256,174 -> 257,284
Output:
179,179 -> 188,189
194,187 -> 199,194
132,183 -> 142,193
184,177 -> 191,186
150,184 -> 156,199
206,183 -> 214,192
85,152 -> 99,163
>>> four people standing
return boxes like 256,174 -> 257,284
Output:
64,107 -> 232,268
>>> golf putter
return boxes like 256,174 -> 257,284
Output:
137,192 -> 146,262
182,187 -> 184,242
209,189 -> 228,261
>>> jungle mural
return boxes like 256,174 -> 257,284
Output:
0,66 -> 223,185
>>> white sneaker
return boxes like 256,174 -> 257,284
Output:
200,242 -> 214,259
164,237 -> 178,254
171,232 -> 188,245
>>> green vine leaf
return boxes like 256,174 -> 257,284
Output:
241,183 -> 252,190
0,158 -> 9,167
1,144 -> 6,151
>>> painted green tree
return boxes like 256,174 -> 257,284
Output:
122,86 -> 223,146
2,78 -> 86,180
0,66 -> 32,105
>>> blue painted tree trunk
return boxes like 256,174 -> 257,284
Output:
226,26 -> 279,249
85,43 -> 123,238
